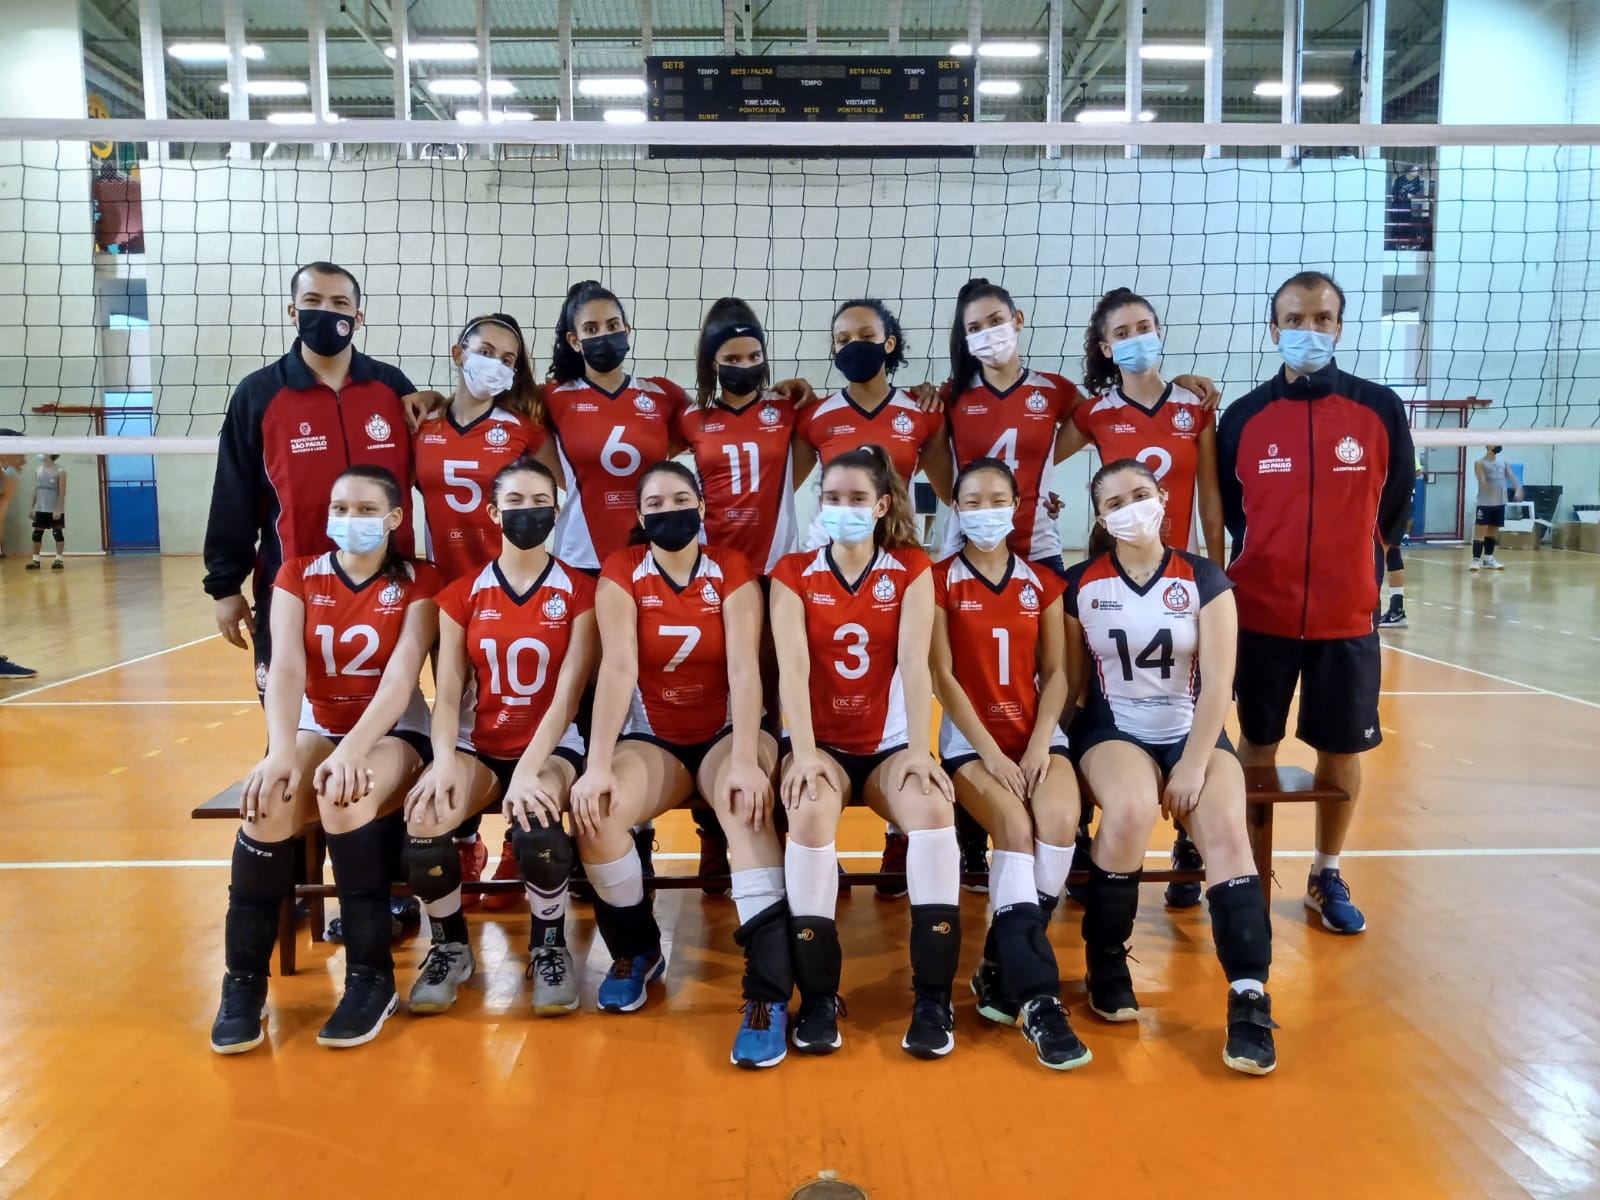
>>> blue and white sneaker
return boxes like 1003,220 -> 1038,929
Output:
1305,868 -> 1366,934
597,949 -> 665,1012
0,655 -> 37,680
731,1000 -> 789,1069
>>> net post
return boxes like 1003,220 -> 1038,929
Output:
223,0 -> 249,161
390,0 -> 412,158
307,0 -> 331,160
967,0 -> 982,121
1281,0 -> 1303,162
1045,0 -> 1063,159
1204,0 -> 1224,158
1125,0 -> 1143,159
137,0 -> 168,162
1362,0 -> 1388,154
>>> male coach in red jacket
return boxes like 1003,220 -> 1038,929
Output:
203,261 -> 417,694
1216,271 -> 1415,935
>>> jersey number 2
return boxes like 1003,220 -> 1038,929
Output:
1107,628 -> 1175,681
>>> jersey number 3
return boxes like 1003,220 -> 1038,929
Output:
1107,628 -> 1175,680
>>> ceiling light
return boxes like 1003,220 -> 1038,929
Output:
949,42 -> 973,56
977,80 -> 1022,96
579,77 -> 648,97
977,42 -> 1041,59
1074,109 -> 1156,123
426,78 -> 517,97
385,42 -> 478,61
219,80 -> 308,97
265,111 -> 340,125
1254,80 -> 1343,98
603,109 -> 648,124
167,42 -> 264,62
1139,44 -> 1210,61
455,110 -> 538,124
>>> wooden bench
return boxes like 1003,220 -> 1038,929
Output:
192,764 -> 1344,975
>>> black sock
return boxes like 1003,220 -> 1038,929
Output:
1081,859 -> 1141,957
1484,536 -> 1496,557
1206,875 -> 1272,984
326,822 -> 394,975
1472,539 -> 1484,558
452,813 -> 483,842
733,899 -> 794,1003
225,830 -> 296,976
788,916 -> 842,1002
908,903 -> 962,997
592,896 -> 661,961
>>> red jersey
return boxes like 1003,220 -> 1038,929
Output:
770,544 -> 931,755
436,557 -> 596,759
601,543 -> 759,744
673,392 -> 800,572
1070,384 -> 1211,549
933,552 -> 1066,760
944,369 -> 1083,560
413,405 -> 545,580
273,553 -> 441,738
544,375 -> 686,569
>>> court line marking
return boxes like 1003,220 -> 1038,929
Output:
0,699 -> 260,707
0,633 -> 221,705
6,848 -> 1600,871
1381,645 -> 1600,712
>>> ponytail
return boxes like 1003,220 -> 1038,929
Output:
549,280 -> 627,384
334,464 -> 410,585
823,444 -> 920,551
695,297 -> 769,409
1083,287 -> 1160,396
949,277 -> 1016,387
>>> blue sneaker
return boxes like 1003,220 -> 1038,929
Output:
597,949 -> 665,1012
0,655 -> 37,680
731,1000 -> 789,1069
1305,868 -> 1366,934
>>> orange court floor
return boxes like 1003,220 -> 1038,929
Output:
1,548 -> 1598,1199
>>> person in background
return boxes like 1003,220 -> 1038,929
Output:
1471,445 -> 1522,571
25,453 -> 67,571
1216,270 -> 1414,936
1379,454 -> 1425,630
0,427 -> 24,557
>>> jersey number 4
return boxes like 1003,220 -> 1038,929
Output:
1107,628 -> 1175,680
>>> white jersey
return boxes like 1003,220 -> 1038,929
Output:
1064,548 -> 1231,744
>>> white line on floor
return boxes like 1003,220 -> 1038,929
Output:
1,699 -> 259,707
1381,645 -> 1600,712
0,634 -> 222,704
1378,690 -> 1535,696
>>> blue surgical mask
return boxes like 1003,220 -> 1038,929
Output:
1111,331 -> 1162,375
958,507 -> 1015,552
819,503 -> 877,547
1277,329 -> 1336,374
327,514 -> 389,555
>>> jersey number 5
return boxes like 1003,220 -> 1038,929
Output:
1107,628 -> 1175,681
443,460 -> 483,514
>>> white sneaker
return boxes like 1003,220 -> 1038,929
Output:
1485,556 -> 1505,570
1469,558 -> 1482,572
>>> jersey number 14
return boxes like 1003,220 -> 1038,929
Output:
1107,628 -> 1175,680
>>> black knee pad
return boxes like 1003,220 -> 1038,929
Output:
909,903 -> 962,996
512,822 -> 574,892
326,822 -> 390,898
1207,876 -> 1272,983
402,833 -> 460,904
733,898 -> 793,1004
991,903 -> 1059,1004
1081,860 -> 1141,952
788,916 -> 842,1001
1385,545 -> 1404,573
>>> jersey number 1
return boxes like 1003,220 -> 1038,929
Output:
1107,628 -> 1175,681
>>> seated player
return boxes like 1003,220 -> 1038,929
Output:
569,463 -> 790,1067
929,458 -> 1090,1071
1063,458 -> 1277,1075
401,457 -> 596,1017
211,465 -> 439,1054
769,445 -> 960,1060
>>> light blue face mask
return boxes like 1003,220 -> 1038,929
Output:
818,503 -> 877,547
958,507 -> 1015,552
1111,331 -> 1162,375
1277,328 -> 1336,374
326,514 -> 389,555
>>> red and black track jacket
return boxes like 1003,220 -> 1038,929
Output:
1216,360 -> 1415,640
203,342 -> 416,605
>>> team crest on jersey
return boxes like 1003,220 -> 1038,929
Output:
759,404 -> 781,426
1019,583 -> 1040,611
1171,408 -> 1196,432
1268,443 -> 1279,457
486,424 -> 510,447
1335,436 -> 1364,465
379,581 -> 404,607
299,421 -> 313,436
1025,392 -> 1048,414
365,414 -> 392,442
634,394 -> 657,414
892,411 -> 915,436
542,593 -> 568,621
872,574 -> 897,603
1162,582 -> 1191,613
700,581 -> 721,607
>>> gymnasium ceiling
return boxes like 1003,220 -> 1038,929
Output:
79,0 -> 1444,124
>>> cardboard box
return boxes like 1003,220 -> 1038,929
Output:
1554,521 -> 1584,550
1562,522 -> 1600,554
1497,529 -> 1538,550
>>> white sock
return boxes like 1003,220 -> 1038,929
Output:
988,849 -> 1038,911
1390,586 -> 1404,599
906,826 -> 960,907
784,840 -> 838,920
453,832 -> 480,846
586,849 -> 645,908
1231,978 -> 1266,995
731,866 -> 786,925
423,885 -> 462,920
1312,851 -> 1340,875
1033,838 -> 1075,902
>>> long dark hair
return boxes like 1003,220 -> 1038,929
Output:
822,444 -> 919,550
949,278 -> 1016,388
1085,456 -> 1162,559
626,460 -> 703,546
548,280 -> 628,384
695,297 -> 769,409
459,312 -> 543,425
1083,287 -> 1160,396
334,464 -> 410,584
832,298 -> 907,376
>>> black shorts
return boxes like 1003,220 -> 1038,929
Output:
780,739 -> 908,801
1234,628 -> 1382,756
1475,504 -> 1507,527
31,511 -> 63,533
1066,705 -> 1233,778
942,745 -> 1072,776
476,745 -> 585,799
324,727 -> 434,764
621,727 -> 731,782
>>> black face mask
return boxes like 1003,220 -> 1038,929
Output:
1490,446 -> 1503,454
717,362 -> 766,398
297,308 -> 357,357
500,505 -> 556,551
834,339 -> 888,384
579,331 -> 630,373
641,508 -> 702,552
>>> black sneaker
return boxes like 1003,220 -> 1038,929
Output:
327,894 -> 421,942
1086,947 -> 1140,1022
697,826 -> 730,897
210,971 -> 269,1055
0,655 -> 38,680
1019,996 -> 1092,1071
1064,824 -> 1092,904
875,831 -> 908,900
1164,832 -> 1204,909
901,989 -> 956,1059
958,839 -> 990,895
970,958 -> 1019,1027
633,826 -> 657,880
316,967 -> 399,1048
1223,988 -> 1279,1075
791,994 -> 845,1055
1378,606 -> 1408,630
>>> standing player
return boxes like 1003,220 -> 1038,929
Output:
770,445 -> 961,1059
0,428 -> 25,557
400,458 -> 596,1017
1471,445 -> 1523,571
570,463 -> 790,1067
210,466 -> 438,1054
1063,457 -> 1277,1075
205,262 -> 417,696
929,458 -> 1090,1071
1217,270 -> 1415,935
25,453 -> 67,570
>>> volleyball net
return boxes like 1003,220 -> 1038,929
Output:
0,116 -> 1597,544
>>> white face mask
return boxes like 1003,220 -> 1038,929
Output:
1102,496 -> 1166,544
958,507 -> 1015,552
461,352 -> 515,400
966,322 -> 1019,368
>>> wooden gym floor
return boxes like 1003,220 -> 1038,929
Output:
1,547 -> 1597,1199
